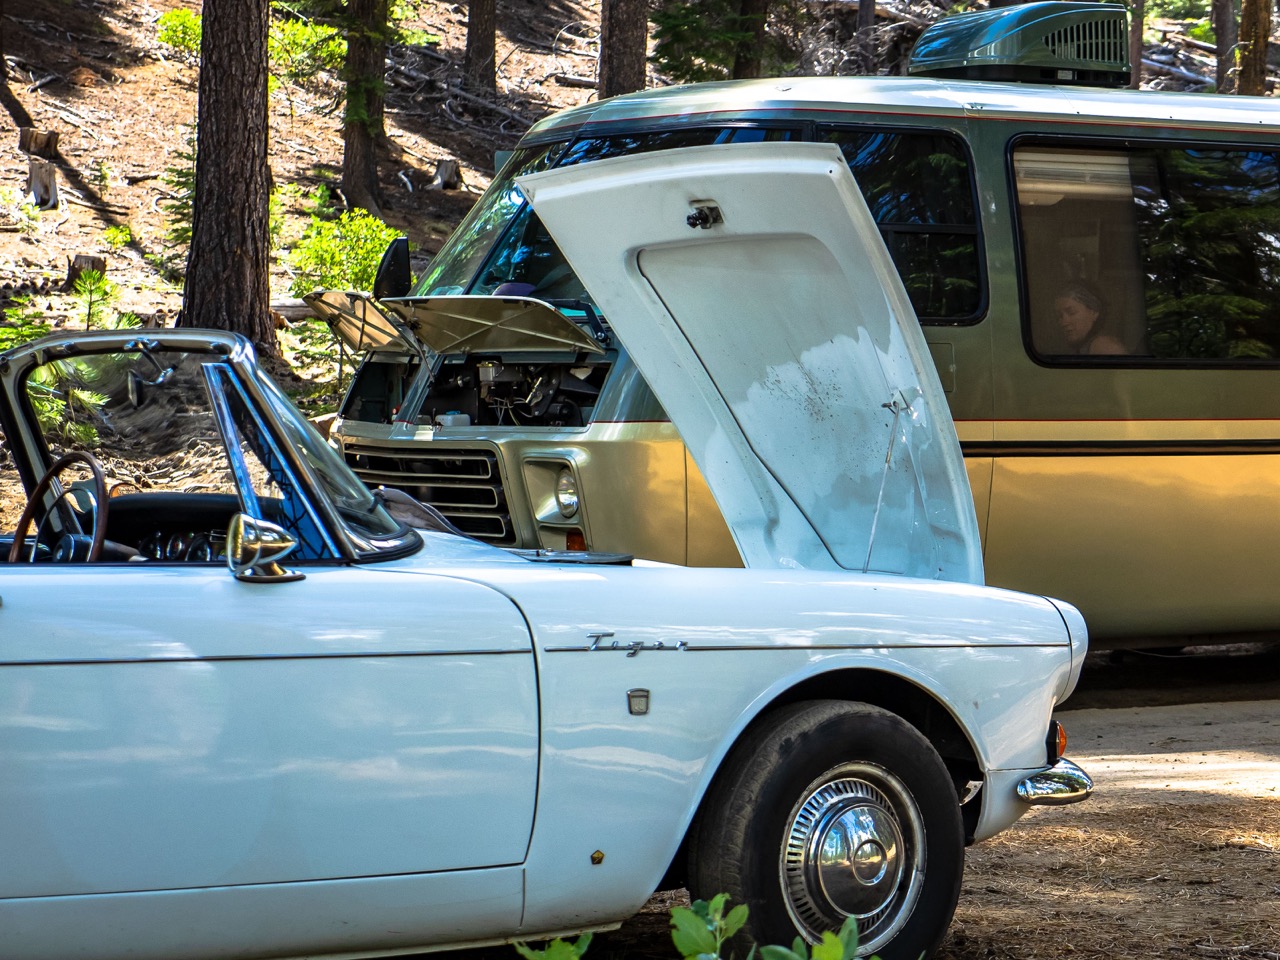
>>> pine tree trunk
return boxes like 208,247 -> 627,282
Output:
731,0 -> 770,79
463,0 -> 496,94
181,0 -> 275,354
343,0 -> 387,215
1129,0 -> 1144,88
1213,0 -> 1239,91
599,0 -> 649,98
1237,0 -> 1272,95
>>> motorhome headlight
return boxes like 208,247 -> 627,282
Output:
555,468 -> 580,517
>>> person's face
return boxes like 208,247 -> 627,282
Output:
1055,295 -> 1100,345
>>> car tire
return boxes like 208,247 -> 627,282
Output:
689,700 -> 964,960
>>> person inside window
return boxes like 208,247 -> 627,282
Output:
1054,283 -> 1127,356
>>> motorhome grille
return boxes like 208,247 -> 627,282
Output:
1043,19 -> 1126,65
342,442 -> 514,544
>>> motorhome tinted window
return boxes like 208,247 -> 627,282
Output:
462,126 -> 797,300
1016,142 -> 1280,362
818,127 -> 982,324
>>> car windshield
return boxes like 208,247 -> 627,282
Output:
251,367 -> 406,548
1,341 -> 414,563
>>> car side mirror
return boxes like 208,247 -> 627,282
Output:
373,237 -> 412,299
226,514 -> 305,583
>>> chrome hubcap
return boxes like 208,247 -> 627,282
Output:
780,764 -> 925,954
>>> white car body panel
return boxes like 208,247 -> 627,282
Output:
0,566 -> 537,896
0,134 -> 1089,960
519,143 -> 983,584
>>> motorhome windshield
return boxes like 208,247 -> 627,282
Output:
414,126 -> 798,302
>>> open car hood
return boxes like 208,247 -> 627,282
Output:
519,142 -> 983,583
305,292 -> 606,357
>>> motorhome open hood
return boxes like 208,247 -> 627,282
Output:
305,291 -> 606,357
304,289 -> 413,354
520,142 -> 984,584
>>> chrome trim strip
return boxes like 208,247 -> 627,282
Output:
0,649 -> 532,667
1016,758 -> 1094,805
544,641 -> 1069,653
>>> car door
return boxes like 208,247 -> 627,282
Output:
0,339 -> 539,905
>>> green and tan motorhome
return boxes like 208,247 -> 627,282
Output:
319,2 -> 1280,646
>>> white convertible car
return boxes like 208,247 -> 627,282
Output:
0,144 -> 1090,960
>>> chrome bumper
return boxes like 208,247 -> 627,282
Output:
1016,758 -> 1094,805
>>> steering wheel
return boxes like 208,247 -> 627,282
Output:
8,452 -> 109,563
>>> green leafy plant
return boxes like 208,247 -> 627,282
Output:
91,160 -> 113,198
671,895 -> 751,960
513,934 -> 594,960
73,270 -> 117,331
0,295 -> 52,352
396,26 -> 442,47
508,897 -> 876,960
27,361 -> 109,448
161,126 -> 197,254
287,207 -> 401,295
759,916 -> 865,960
103,224 -> 133,250
157,9 -> 202,58
270,16 -> 346,83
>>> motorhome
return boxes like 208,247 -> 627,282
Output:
321,1 -> 1280,645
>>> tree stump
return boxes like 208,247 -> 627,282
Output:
26,157 -> 60,209
428,158 -> 462,191
18,128 -> 60,159
65,255 -> 108,290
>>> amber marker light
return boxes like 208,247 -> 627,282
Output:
1049,721 -> 1068,763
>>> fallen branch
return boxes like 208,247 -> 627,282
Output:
553,73 -> 597,89
1142,57 -> 1211,85
444,84 -> 536,125
27,74 -> 58,93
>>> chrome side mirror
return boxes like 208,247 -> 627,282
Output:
226,514 -> 305,583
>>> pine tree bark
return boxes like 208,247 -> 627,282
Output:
463,0 -> 496,94
599,0 -> 649,98
1237,0 -> 1272,95
181,0 -> 275,354
1213,0 -> 1238,92
342,0 -> 388,215
731,0 -> 770,79
1128,0 -> 1144,89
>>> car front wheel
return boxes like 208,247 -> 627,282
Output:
690,700 -> 965,960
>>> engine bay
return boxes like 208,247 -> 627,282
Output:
416,355 -> 611,428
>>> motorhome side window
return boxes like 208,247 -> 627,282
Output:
818,127 -> 982,324
1015,141 -> 1280,362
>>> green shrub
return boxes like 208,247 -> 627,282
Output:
288,208 -> 401,295
103,225 -> 132,250
161,127 -> 197,252
0,296 -> 51,352
1146,0 -> 1209,19
270,17 -> 346,83
511,896 -> 876,960
157,9 -> 202,58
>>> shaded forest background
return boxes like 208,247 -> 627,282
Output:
0,0 -> 1275,395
